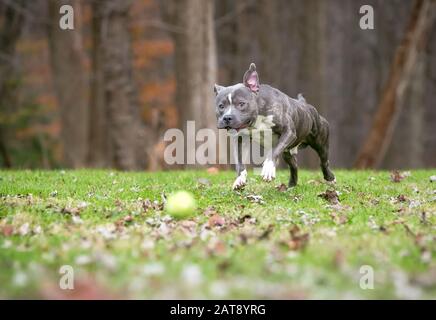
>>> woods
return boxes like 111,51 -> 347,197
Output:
1,0 -> 436,170
355,0 -> 435,169
2,0 -> 436,301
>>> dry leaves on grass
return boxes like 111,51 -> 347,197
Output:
0,224 -> 14,237
318,189 -> 340,205
390,170 -> 411,183
396,194 -> 408,203
206,237 -> 227,256
114,215 -> 134,230
179,220 -> 197,237
141,198 -> 164,212
246,194 -> 265,204
238,214 -> 256,225
330,211 -> 348,225
284,225 -> 309,251
276,184 -> 288,192
208,214 -> 226,228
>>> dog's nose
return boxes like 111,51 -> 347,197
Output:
223,115 -> 233,124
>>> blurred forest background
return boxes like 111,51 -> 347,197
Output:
0,0 -> 435,171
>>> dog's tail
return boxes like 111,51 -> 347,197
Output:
297,93 -> 306,103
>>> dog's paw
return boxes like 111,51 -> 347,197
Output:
232,170 -> 247,190
325,178 -> 336,186
261,159 -> 276,182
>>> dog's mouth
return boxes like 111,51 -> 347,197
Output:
225,120 -> 252,132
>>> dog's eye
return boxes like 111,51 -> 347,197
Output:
218,104 -> 224,110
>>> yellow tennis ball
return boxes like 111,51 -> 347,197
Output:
165,191 -> 197,219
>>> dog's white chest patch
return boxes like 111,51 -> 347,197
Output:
237,115 -> 279,147
253,115 -> 275,131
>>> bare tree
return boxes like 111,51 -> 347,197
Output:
93,0 -> 142,170
354,0 -> 435,169
161,0 -> 217,166
47,0 -> 88,168
87,0 -> 109,168
0,0 -> 26,167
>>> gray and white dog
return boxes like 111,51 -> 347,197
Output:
214,63 -> 335,190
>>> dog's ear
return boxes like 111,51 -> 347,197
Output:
243,63 -> 260,93
214,84 -> 224,96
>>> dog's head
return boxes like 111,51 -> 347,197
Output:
214,63 -> 260,131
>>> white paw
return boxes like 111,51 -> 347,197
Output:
261,159 -> 276,182
232,170 -> 247,190
326,178 -> 336,185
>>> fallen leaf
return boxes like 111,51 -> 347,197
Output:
180,220 -> 197,236
286,225 -> 309,251
246,194 -> 265,204
370,198 -> 380,206
114,215 -> 133,230
390,170 -> 410,183
142,199 -> 152,212
238,214 -> 256,225
276,184 -> 287,192
396,194 -> 408,203
330,212 -> 348,225
61,206 -> 80,215
208,214 -> 225,228
318,189 -> 340,204
1,224 -> 14,237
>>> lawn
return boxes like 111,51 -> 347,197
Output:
0,169 -> 435,299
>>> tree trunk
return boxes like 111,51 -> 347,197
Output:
354,0 -> 435,169
88,0 -> 110,168
423,18 -> 436,167
98,0 -> 142,170
48,0 -> 88,168
0,0 -> 26,167
163,0 -> 217,167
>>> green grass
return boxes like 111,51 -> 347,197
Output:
0,169 -> 435,299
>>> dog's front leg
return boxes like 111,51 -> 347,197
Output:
262,130 -> 296,182
232,135 -> 247,190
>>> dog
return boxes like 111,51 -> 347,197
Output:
214,63 -> 335,190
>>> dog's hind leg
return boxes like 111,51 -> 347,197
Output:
310,118 -> 335,182
283,149 -> 298,187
